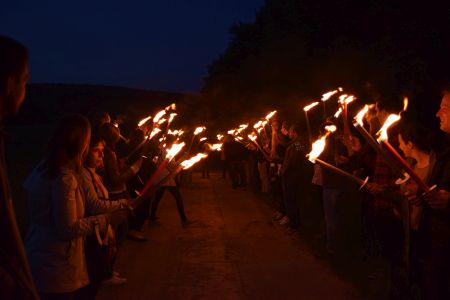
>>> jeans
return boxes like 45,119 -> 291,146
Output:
323,187 -> 342,254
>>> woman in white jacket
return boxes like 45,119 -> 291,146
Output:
24,114 -> 128,300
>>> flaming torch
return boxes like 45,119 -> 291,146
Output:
321,89 -> 339,117
376,113 -> 431,193
265,110 -> 277,121
132,152 -> 207,208
248,132 -> 270,161
138,142 -> 185,196
187,126 -> 206,153
352,105 -> 409,184
303,101 -> 320,142
339,94 -> 356,136
307,126 -> 369,189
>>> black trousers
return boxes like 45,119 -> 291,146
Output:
150,186 -> 187,222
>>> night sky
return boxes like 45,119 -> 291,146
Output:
0,0 -> 264,93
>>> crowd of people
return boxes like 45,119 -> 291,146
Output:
0,36 -> 192,300
217,95 -> 450,299
2,33 -> 450,300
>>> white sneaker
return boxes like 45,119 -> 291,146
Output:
101,275 -> 127,286
278,216 -> 289,226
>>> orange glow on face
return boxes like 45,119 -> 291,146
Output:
303,101 -> 319,112
377,114 -> 401,142
180,153 -> 208,169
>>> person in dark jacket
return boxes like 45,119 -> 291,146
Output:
0,35 -> 39,300
279,123 -> 308,231
419,87 -> 450,299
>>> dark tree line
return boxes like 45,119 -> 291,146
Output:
202,0 -> 450,126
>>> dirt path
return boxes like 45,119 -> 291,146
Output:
97,173 -> 360,300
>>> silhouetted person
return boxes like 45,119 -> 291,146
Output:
0,35 -> 39,299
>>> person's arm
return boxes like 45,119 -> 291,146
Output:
51,172 -> 108,240
80,169 -> 127,214
103,149 -> 141,188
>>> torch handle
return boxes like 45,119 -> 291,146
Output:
353,122 -> 406,179
138,159 -> 168,196
315,158 -> 365,186
132,165 -> 183,209
381,141 -> 430,193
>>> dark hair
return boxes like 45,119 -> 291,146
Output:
376,94 -> 403,114
90,135 -> 105,148
290,122 -> 302,136
397,121 -> 432,153
40,114 -> 91,178
0,36 -> 28,93
98,123 -> 120,146
442,83 -> 450,95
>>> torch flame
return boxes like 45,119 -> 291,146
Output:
138,116 -> 152,127
248,133 -> 258,141
217,134 -> 223,141
377,114 -> 401,142
265,110 -> 277,120
166,142 -> 186,161
165,103 -> 176,111
321,90 -> 338,102
339,94 -> 355,105
307,136 -> 327,163
113,122 -> 119,128
168,129 -> 179,135
158,118 -> 167,125
306,125 -> 337,162
354,105 -> 370,126
180,153 -> 208,169
403,97 -> 408,112
200,137 -> 207,142
168,113 -> 177,123
334,107 -> 343,118
153,110 -> 166,123
303,101 -> 319,112
227,129 -> 236,135
338,87 -> 343,92
325,125 -> 337,133
194,126 -> 206,135
209,143 -> 223,151
237,124 -> 248,133
149,128 -> 161,139
253,121 -> 263,129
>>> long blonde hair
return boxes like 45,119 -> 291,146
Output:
40,114 -> 91,178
